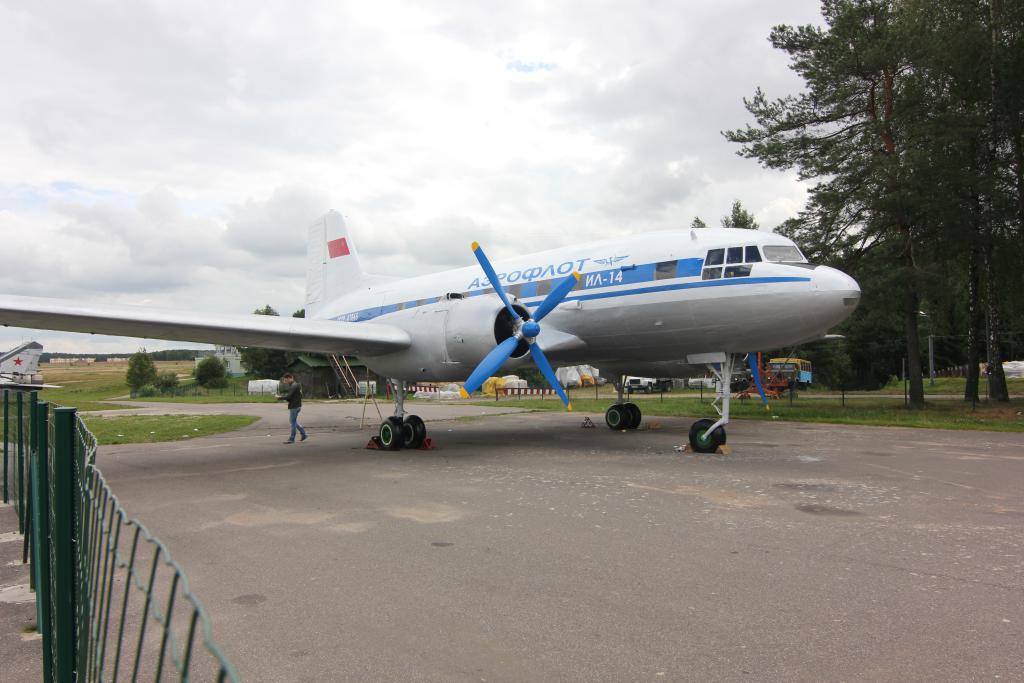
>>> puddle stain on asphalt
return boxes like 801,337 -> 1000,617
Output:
795,503 -> 862,516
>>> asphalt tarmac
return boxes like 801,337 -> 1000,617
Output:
46,403 -> 1024,680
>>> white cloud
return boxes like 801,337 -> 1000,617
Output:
0,0 -> 823,352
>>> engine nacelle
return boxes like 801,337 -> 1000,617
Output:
361,295 -> 530,381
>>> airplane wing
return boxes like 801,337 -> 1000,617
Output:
0,295 -> 411,356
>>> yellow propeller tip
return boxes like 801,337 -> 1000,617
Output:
572,271 -> 581,281
471,241 -> 480,251
567,403 -> 573,412
459,387 -> 470,399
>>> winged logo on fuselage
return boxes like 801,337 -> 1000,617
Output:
592,255 -> 629,267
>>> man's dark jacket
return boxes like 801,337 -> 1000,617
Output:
284,382 -> 302,409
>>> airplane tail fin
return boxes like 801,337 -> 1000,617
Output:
0,341 -> 43,375
305,210 -> 367,317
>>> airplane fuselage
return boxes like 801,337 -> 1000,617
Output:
314,228 -> 860,382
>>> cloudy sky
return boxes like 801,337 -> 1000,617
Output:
0,0 -> 823,353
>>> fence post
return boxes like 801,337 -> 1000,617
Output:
23,392 -> 36,567
16,391 -> 24,532
3,389 -> 8,504
30,401 -> 53,683
52,407 -> 77,682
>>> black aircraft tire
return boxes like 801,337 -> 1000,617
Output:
623,402 -> 642,429
688,418 -> 726,453
379,417 -> 404,450
605,404 -> 628,430
402,415 -> 427,449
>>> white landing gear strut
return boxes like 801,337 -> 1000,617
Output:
687,354 -> 735,453
374,379 -> 428,451
604,375 -> 641,430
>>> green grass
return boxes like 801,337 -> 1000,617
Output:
81,414 -> 260,445
470,395 -> 1024,432
876,375 -> 1024,395
128,384 -> 280,404
33,362 -> 281,409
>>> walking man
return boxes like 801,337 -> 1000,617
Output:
277,373 -> 308,444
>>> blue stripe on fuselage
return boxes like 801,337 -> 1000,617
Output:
329,275 -> 810,323
525,276 -> 810,306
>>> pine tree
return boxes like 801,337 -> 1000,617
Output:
724,0 -> 930,407
720,200 -> 759,230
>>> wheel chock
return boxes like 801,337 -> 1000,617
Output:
418,438 -> 437,450
676,444 -> 732,455
366,436 -> 383,450
581,417 -> 596,428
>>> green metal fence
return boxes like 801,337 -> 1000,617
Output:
3,389 -> 240,681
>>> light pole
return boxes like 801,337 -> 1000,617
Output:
919,311 -> 935,387
928,334 -> 935,386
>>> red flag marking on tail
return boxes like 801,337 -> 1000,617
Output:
327,237 -> 350,258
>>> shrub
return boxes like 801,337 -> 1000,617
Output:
195,356 -> 228,388
205,376 -> 229,389
135,385 -> 158,398
154,372 -> 179,390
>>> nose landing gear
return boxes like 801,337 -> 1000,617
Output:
686,353 -> 735,453
688,418 -> 726,453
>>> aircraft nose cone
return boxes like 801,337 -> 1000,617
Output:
811,265 -> 860,328
815,266 -> 860,302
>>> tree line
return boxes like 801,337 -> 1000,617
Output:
723,0 -> 1023,405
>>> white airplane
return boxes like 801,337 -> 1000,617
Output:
0,211 -> 859,451
0,341 -> 60,391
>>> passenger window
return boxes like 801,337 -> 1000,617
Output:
745,246 -> 762,263
724,265 -> 752,278
507,284 -> 523,299
702,267 -> 722,280
705,249 -> 724,266
395,302 -> 406,311
656,261 -> 677,280
536,280 -> 552,296
727,247 -> 743,264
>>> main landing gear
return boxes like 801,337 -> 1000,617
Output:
687,354 -> 734,453
377,380 -> 428,450
605,378 -> 642,430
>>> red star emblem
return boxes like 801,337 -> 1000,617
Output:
13,357 -> 22,366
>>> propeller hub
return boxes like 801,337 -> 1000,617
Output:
521,320 -> 541,339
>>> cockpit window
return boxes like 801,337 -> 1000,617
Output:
745,246 -> 762,262
726,247 -> 743,264
763,245 -> 805,262
705,248 -> 724,266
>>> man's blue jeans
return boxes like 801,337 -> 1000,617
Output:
289,407 -> 307,441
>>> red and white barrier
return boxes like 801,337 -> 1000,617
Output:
410,385 -> 558,397
497,387 -> 558,397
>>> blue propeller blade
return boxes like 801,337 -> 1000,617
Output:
746,352 -> 769,409
459,336 -> 520,398
528,343 -> 572,410
471,242 -> 520,321
463,241 -> 575,411
532,271 -> 580,322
